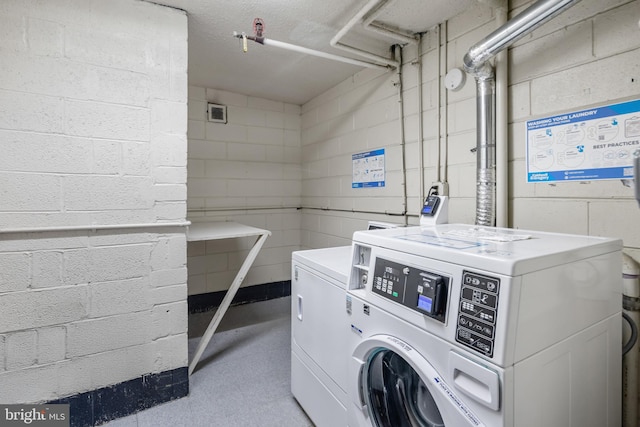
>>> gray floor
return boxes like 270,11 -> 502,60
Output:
103,296 -> 313,427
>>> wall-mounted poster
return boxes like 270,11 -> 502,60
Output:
526,98 -> 640,183
352,149 -> 385,188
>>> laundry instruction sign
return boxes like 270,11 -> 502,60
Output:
352,148 -> 385,188
526,98 -> 640,182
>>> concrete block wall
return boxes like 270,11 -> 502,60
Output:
300,0 -> 640,256
0,0 -> 188,405
504,0 -> 640,256
186,87 -> 302,295
299,66 -> 415,249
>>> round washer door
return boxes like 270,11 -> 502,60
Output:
365,348 -> 444,427
350,335 -> 485,427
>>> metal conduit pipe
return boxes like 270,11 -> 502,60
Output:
463,0 -> 581,226
394,45 -> 409,224
475,77 -> 496,226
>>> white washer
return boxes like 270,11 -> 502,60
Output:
347,224 -> 623,427
291,246 -> 351,427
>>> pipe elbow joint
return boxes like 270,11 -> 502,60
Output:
463,58 -> 495,80
462,52 -> 476,74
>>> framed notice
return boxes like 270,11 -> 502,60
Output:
352,149 -> 385,188
526,99 -> 640,182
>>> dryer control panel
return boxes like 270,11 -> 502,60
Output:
371,257 -> 449,323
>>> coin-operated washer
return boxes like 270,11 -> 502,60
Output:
346,224 -> 622,427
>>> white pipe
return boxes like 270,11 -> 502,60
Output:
329,42 -> 398,68
330,0 -> 400,68
416,33 -> 425,203
0,221 -> 191,234
234,33 -> 388,70
495,3 -> 508,227
361,0 -> 419,45
331,0 -> 379,45
365,21 -> 419,45
262,37 -> 388,69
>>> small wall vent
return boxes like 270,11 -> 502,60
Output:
207,103 -> 227,123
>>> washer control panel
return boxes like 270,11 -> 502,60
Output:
372,257 -> 449,323
455,270 -> 500,358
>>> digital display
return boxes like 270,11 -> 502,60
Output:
385,266 -> 399,275
417,295 -> 433,313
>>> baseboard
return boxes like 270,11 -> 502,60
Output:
49,367 -> 188,427
188,280 -> 291,314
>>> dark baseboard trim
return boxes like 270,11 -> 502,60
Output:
49,366 -> 188,427
188,280 -> 291,314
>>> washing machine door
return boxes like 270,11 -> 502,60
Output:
350,335 -> 485,427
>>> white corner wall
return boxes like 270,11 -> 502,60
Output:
0,0 -> 188,404
299,66 -> 416,249
186,87 -> 302,295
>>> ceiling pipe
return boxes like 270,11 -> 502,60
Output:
330,0 -> 400,68
232,32 -> 388,69
361,0 -> 420,45
463,0 -> 582,226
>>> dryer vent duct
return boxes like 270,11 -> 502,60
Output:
463,0 -> 581,226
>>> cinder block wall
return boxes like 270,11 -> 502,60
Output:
186,87 -> 302,296
299,66 -> 415,248
300,0 -> 640,258
0,0 -> 189,407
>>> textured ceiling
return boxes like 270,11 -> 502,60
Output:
150,0 -> 478,105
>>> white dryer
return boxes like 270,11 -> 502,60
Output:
291,246 -> 351,427
346,224 -> 623,427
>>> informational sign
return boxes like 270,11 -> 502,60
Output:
352,148 -> 385,188
526,99 -> 640,182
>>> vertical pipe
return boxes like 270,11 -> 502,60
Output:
475,77 -> 497,226
417,33 -> 425,205
495,4 -> 508,227
440,22 -> 449,186
395,45 -> 409,224
464,0 -> 581,226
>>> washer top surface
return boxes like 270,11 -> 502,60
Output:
293,246 -> 351,284
353,224 -> 622,276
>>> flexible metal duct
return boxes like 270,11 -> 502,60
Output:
463,0 -> 581,226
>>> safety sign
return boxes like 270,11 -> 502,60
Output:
526,98 -> 640,182
352,148 -> 385,188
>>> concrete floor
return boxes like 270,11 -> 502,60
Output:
102,296 -> 313,427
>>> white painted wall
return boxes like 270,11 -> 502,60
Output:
0,0 -> 188,403
300,0 -> 640,258
299,65 -> 417,248
186,87 -> 302,295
